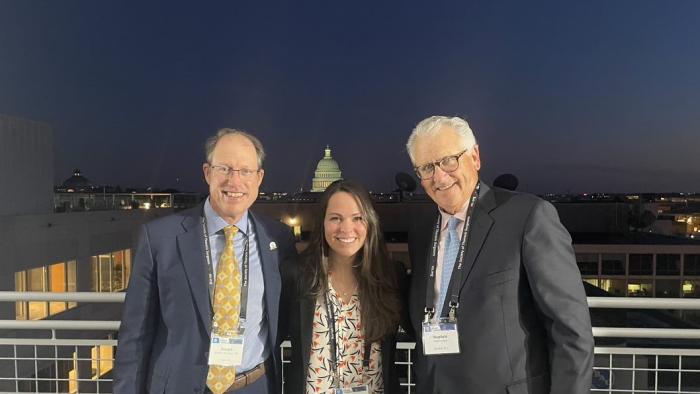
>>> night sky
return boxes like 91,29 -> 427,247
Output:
1,1 -> 699,194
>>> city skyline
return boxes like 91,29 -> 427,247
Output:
1,1 -> 699,194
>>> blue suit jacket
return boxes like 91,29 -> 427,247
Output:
114,205 -> 297,394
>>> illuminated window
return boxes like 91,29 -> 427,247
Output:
14,272 -> 27,320
599,279 -> 626,296
49,262 -> 67,315
91,345 -> 114,378
14,260 -> 78,320
627,280 -> 653,297
27,267 -> 48,320
69,352 -> 78,393
682,280 -> 700,298
67,261 -> 77,308
91,249 -> 132,292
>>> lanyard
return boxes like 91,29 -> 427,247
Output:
324,290 -> 371,389
424,182 -> 480,323
202,217 -> 251,324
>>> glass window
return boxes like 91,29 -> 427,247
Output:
92,249 -> 133,292
48,263 -> 67,315
576,253 -> 599,275
91,256 -> 99,292
99,254 -> 112,292
682,280 -> 700,298
627,280 -> 653,297
655,279 -> 680,298
91,345 -> 114,378
15,271 -> 27,320
67,260 -> 77,308
656,254 -> 680,276
27,267 -> 47,320
629,254 -> 653,276
601,254 -> 625,275
112,251 -> 125,291
599,279 -> 626,296
685,255 -> 700,276
583,278 -> 599,288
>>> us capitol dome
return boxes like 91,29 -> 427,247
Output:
311,146 -> 343,192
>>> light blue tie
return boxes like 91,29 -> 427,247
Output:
437,216 -> 461,314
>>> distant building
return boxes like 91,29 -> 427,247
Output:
56,169 -> 98,193
311,146 -> 342,192
0,114 -> 53,215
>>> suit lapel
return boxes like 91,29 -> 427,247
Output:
250,213 -> 282,344
176,209 -> 212,334
453,184 -> 497,298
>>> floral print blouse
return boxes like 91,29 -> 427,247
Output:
306,284 -> 383,394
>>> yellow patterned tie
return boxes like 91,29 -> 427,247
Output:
206,225 -> 242,394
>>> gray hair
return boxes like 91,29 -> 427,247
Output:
406,116 -> 477,163
204,128 -> 266,168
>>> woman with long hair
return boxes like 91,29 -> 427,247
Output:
282,180 -> 408,394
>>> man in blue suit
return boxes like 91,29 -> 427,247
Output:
114,129 -> 297,394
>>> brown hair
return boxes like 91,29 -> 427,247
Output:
300,180 -> 401,342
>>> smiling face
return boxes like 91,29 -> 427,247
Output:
324,191 -> 368,264
203,133 -> 264,224
411,125 -> 481,214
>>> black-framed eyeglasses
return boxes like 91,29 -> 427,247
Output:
207,164 -> 260,180
413,149 -> 468,180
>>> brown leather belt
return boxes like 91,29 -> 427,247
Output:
225,362 -> 266,392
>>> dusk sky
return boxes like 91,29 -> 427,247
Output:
1,1 -> 699,194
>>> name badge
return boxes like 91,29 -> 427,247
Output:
335,386 -> 369,394
421,320 -> 460,355
208,333 -> 244,367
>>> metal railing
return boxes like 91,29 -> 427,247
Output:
0,293 -> 699,393
0,292 -> 123,394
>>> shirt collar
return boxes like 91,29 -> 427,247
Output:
438,181 -> 483,230
439,200 -> 469,231
204,197 -> 249,236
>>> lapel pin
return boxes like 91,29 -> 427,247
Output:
269,241 -> 277,250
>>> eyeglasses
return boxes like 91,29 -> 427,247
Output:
208,164 -> 260,180
413,149 -> 468,180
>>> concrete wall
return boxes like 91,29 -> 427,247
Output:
0,114 -> 53,216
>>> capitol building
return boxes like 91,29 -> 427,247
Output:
311,146 -> 343,192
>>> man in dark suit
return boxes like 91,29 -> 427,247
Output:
405,116 -> 594,394
114,129 -> 296,394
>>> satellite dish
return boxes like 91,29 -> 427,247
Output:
493,173 -> 519,191
395,172 -> 417,192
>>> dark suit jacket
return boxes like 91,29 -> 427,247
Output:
113,205 -> 297,394
280,259 -> 410,394
408,184 -> 594,394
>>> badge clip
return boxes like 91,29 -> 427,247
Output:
448,301 -> 459,323
423,307 -> 435,323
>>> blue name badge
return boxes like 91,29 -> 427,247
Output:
422,321 -> 460,355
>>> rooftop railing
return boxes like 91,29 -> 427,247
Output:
0,293 -> 699,393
